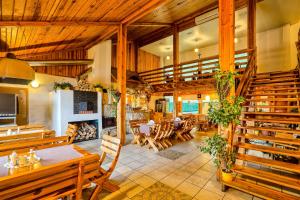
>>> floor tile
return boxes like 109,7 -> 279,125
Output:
194,189 -> 223,200
134,175 -> 157,188
176,181 -> 202,197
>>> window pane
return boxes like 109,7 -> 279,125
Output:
182,100 -> 199,114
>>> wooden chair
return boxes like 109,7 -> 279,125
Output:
175,119 -> 194,141
0,136 -> 70,156
158,121 -> 174,148
90,135 -> 122,200
0,130 -> 55,144
65,124 -> 79,143
0,153 -> 100,200
144,123 -> 163,151
129,119 -> 147,145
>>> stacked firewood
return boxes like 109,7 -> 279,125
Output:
75,79 -> 95,91
75,123 -> 97,141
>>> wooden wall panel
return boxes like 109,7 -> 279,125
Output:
112,42 -> 160,72
23,49 -> 88,78
137,49 -> 160,73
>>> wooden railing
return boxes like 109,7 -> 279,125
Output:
139,49 -> 253,85
236,50 -> 256,97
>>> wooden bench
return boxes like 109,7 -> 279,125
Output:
0,153 -> 100,200
0,136 -> 70,156
0,130 -> 55,144
0,124 -> 45,133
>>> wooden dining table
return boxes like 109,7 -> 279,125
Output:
0,144 -> 100,199
0,144 -> 89,177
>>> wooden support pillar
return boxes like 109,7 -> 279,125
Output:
218,0 -> 235,73
219,0 -> 235,147
117,24 -> 127,145
247,0 -> 256,51
173,24 -> 179,118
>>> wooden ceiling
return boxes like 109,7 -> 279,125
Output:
0,0 -> 250,58
0,0 -> 166,57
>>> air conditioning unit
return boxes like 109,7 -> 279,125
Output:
195,9 -> 218,25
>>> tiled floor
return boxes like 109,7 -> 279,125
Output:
77,132 -> 262,200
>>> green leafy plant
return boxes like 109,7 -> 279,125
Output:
200,134 -> 236,173
53,82 -> 73,91
111,89 -> 121,103
60,82 -> 73,89
208,71 -> 244,127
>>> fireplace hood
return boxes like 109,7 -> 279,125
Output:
0,53 -> 35,85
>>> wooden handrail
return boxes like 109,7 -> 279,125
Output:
139,48 -> 252,77
236,50 -> 256,97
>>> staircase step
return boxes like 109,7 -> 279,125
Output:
244,105 -> 299,109
246,92 -> 300,96
233,165 -> 300,191
252,78 -> 299,84
237,143 -> 300,158
222,177 -> 299,200
239,126 -> 300,135
246,98 -> 300,102
251,74 -> 298,80
249,87 -> 300,92
237,154 -> 300,173
241,118 -> 300,124
254,70 -> 297,76
242,112 -> 300,116
237,133 -> 300,145
250,82 -> 300,87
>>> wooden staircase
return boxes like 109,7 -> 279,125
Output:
223,69 -> 300,199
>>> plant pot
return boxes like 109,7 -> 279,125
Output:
221,170 -> 233,182
64,87 -> 70,90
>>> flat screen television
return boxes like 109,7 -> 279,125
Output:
0,93 -> 16,115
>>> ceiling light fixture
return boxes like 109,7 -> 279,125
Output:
194,48 -> 199,53
31,80 -> 40,88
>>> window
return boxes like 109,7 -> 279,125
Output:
165,96 -> 174,113
182,100 -> 199,114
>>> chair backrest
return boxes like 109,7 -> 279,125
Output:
99,135 -> 121,178
0,130 -> 55,145
65,124 -> 78,143
0,136 -> 70,156
0,153 -> 100,200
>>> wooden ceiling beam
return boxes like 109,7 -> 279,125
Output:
0,21 -> 171,27
26,59 -> 93,66
0,21 -> 120,27
16,48 -> 86,59
84,27 -> 118,49
122,0 -> 169,25
129,22 -> 172,27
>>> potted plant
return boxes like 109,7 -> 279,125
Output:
61,82 -> 73,90
94,84 -> 103,92
200,134 -> 236,182
53,82 -> 73,91
53,82 -> 62,91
